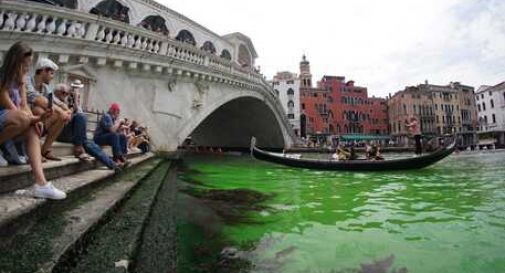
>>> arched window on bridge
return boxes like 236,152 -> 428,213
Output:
176,30 -> 196,46
27,0 -> 77,9
90,0 -> 130,23
138,15 -> 169,36
287,100 -> 295,108
238,44 -> 252,68
287,88 -> 294,96
220,49 -> 232,61
201,41 -> 216,54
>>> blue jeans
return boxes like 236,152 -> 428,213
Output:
58,112 -> 87,146
94,132 -> 127,159
83,140 -> 115,169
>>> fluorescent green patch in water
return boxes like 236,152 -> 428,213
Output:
180,151 -> 505,273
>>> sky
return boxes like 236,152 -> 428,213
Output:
157,0 -> 505,97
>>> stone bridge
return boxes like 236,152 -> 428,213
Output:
0,0 -> 296,151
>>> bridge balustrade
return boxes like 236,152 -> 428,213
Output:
0,0 -> 295,143
0,0 -> 267,84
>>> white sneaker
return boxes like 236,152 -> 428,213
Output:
18,155 -> 27,164
0,152 -> 8,167
33,182 -> 67,200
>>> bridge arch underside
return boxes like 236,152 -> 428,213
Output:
189,97 -> 285,149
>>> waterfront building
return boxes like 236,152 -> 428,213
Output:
272,71 -> 301,136
388,81 -> 478,147
475,82 -> 505,148
296,56 -> 389,142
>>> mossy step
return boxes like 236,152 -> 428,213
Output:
0,156 -> 162,273
0,153 -> 155,231
132,161 -> 178,273
52,160 -> 173,273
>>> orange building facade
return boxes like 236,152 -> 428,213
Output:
298,57 -> 389,138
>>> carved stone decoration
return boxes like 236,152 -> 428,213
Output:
192,80 -> 209,108
167,77 -> 176,92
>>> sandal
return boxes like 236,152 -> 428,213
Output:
74,147 -> 92,161
76,152 -> 93,161
42,150 -> 62,161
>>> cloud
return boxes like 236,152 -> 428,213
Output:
157,0 -> 505,96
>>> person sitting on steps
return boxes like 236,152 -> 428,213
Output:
26,58 -> 71,161
54,84 -> 122,171
0,41 -> 66,199
94,103 -> 129,167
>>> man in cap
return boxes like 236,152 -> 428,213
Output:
94,103 -> 129,166
27,58 -> 70,161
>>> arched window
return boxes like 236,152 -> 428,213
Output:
201,41 -> 216,54
90,0 -> 130,23
336,124 -> 341,133
29,0 -> 77,9
343,111 -> 347,120
287,88 -> 294,96
238,44 -> 251,68
287,100 -> 294,108
175,30 -> 196,46
344,125 -> 348,133
139,15 -> 169,35
220,49 -> 232,61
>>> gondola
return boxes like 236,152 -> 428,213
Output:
250,137 -> 456,171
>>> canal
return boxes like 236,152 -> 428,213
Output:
177,150 -> 505,273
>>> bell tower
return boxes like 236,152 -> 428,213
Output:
299,55 -> 312,88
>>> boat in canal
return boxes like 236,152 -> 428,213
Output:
250,137 -> 456,171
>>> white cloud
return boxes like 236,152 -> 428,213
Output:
156,0 -> 505,96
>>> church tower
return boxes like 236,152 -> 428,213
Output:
299,55 -> 312,88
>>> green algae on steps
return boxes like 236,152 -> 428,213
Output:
0,158 -> 162,273
131,162 -> 178,273
53,160 -> 171,273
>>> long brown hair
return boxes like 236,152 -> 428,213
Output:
0,41 -> 33,92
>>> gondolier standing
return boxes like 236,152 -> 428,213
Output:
406,116 -> 422,155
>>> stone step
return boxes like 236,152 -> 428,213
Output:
51,141 -> 113,158
0,152 -> 155,231
52,160 -> 173,273
0,148 -> 144,194
0,155 -> 163,273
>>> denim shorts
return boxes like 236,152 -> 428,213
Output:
0,109 -> 8,132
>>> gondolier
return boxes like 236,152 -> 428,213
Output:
406,116 -> 422,155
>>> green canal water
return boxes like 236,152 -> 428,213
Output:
178,150 -> 505,273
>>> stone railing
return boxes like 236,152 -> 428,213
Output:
0,0 -> 264,85
0,0 -> 293,140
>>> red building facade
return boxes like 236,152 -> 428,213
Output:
299,57 -> 389,137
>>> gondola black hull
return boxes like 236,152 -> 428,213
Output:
251,139 -> 456,171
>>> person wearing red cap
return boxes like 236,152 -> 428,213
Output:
93,103 -> 129,165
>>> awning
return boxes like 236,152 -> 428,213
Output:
339,134 -> 391,141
